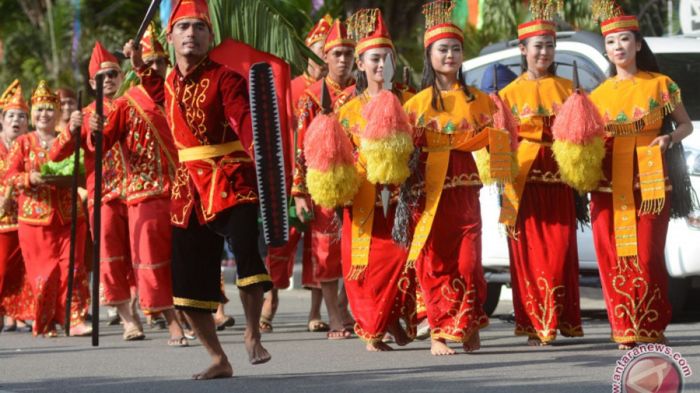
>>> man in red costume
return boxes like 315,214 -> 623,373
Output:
261,14 -> 333,334
123,0 -> 272,379
51,41 -> 138,336
292,19 -> 356,339
80,25 -> 187,345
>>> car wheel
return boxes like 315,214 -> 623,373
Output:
668,277 -> 689,321
483,282 -> 502,316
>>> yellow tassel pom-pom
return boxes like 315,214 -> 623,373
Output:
360,133 -> 414,186
306,164 -> 360,209
552,138 -> 605,193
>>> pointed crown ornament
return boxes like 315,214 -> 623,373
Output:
347,8 -> 394,57
31,80 -> 59,110
3,84 -> 29,113
591,0 -> 639,36
422,0 -> 463,48
517,0 -> 562,41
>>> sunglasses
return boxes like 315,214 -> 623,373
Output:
100,69 -> 120,79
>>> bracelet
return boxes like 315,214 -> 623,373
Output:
667,134 -> 675,149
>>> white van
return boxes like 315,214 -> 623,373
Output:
462,32 -> 700,317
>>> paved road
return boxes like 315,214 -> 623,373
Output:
1,287 -> 699,393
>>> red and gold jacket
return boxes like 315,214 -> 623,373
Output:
291,73 -> 316,118
0,142 -> 19,232
101,85 -> 178,206
292,76 -> 354,197
50,98 -> 128,208
139,57 -> 258,227
5,132 -> 84,226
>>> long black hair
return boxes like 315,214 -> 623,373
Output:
421,43 -> 474,112
519,36 -> 557,75
608,31 -> 659,76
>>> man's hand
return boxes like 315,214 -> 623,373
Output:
89,112 -> 104,134
69,110 -> 83,136
29,171 -> 44,186
294,196 -> 312,224
123,39 -> 144,70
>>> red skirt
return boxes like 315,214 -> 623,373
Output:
0,231 -> 34,320
591,191 -> 672,343
18,220 -> 89,335
507,181 -> 582,342
342,205 -> 418,343
309,205 -> 342,282
416,185 -> 488,343
265,224 -> 317,289
90,200 -> 134,305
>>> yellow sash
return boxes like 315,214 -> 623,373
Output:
406,129 -> 495,263
178,140 -> 245,162
498,118 -> 548,235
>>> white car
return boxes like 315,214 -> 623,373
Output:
462,32 -> 700,316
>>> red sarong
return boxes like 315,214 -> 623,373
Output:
591,190 -> 672,343
0,232 -> 34,320
508,181 -> 583,342
18,221 -> 89,335
310,205 -> 342,282
342,205 -> 418,343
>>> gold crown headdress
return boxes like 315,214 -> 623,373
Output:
422,0 -> 463,48
31,80 -> 59,109
591,0 -> 639,36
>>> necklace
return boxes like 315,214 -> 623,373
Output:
36,131 -> 56,149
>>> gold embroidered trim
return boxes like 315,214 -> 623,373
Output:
236,273 -> 272,287
173,296 -> 219,310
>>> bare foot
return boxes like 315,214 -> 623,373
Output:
618,342 -> 636,350
244,329 -> 271,365
527,337 -> 548,347
431,338 -> 456,356
387,321 -> 410,347
192,359 -> 233,380
367,341 -> 394,352
463,332 -> 481,353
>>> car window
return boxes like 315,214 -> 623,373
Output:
656,53 -> 700,121
464,51 -> 607,93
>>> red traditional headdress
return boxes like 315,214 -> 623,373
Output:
422,0 -> 463,48
168,0 -> 211,33
592,0 -> 639,36
517,0 -> 562,41
305,14 -> 333,47
142,23 -> 168,61
323,19 -> 355,53
88,41 -> 121,79
347,8 -> 394,57
3,84 -> 29,113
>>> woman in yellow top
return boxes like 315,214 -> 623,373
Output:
589,1 -> 693,350
401,0 -> 511,355
498,1 -> 583,346
336,8 -> 417,352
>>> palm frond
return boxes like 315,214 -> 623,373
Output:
208,0 -> 322,75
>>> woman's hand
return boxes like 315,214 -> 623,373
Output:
294,196 -> 313,223
649,134 -> 673,152
29,171 -> 44,186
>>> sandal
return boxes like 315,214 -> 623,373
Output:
307,319 -> 330,332
183,329 -> 196,340
259,315 -> 273,333
123,326 -> 145,341
327,328 -> 352,340
167,336 -> 189,347
216,316 -> 235,331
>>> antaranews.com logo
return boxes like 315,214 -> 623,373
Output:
612,343 -> 693,393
